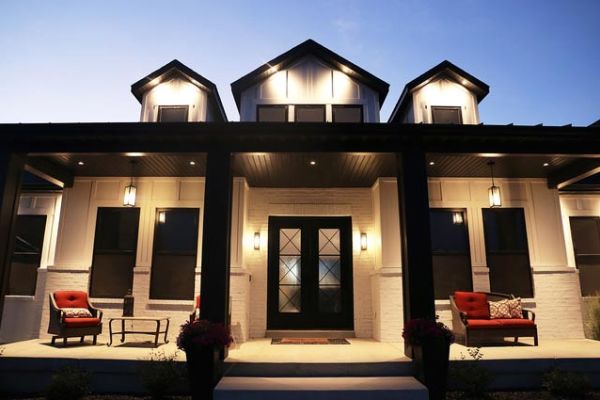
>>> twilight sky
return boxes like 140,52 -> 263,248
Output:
1,0 -> 599,125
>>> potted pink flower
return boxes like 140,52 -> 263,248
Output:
403,317 -> 454,400
177,320 -> 232,400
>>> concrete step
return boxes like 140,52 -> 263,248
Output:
224,361 -> 414,377
214,376 -> 428,400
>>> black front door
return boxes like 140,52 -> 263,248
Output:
267,216 -> 354,330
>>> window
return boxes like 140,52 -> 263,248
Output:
332,105 -> 363,123
150,208 -> 199,300
89,208 -> 140,298
431,106 -> 463,124
569,217 -> 600,296
295,105 -> 326,122
430,209 -> 473,299
157,105 -> 189,122
7,215 -> 47,295
482,208 -> 533,298
257,105 -> 288,122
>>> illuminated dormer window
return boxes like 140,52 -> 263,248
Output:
431,106 -> 462,124
332,105 -> 363,123
295,105 -> 326,122
157,105 -> 189,122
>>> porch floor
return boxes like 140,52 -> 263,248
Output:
1,338 -> 600,393
2,337 -> 600,362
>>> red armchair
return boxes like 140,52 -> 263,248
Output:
48,291 -> 103,346
450,291 -> 538,347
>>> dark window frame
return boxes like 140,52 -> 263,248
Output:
294,104 -> 327,122
89,207 -> 140,299
429,208 -> 474,300
332,105 -> 364,123
7,214 -> 47,296
482,207 -> 534,298
431,105 -> 463,124
157,105 -> 189,122
569,216 -> 600,296
149,207 -> 199,300
256,104 -> 289,122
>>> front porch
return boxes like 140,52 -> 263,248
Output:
1,338 -> 600,395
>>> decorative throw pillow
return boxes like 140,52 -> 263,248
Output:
62,307 -> 92,318
489,298 -> 523,319
508,297 -> 523,319
489,299 -> 512,319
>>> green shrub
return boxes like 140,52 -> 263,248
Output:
542,367 -> 590,399
449,347 -> 492,399
138,349 -> 184,400
590,296 -> 600,341
45,365 -> 91,400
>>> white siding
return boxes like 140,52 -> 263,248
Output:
239,56 -> 380,122
410,78 -> 480,124
140,77 -> 211,122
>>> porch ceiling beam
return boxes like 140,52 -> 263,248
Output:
547,159 -> 600,189
25,158 -> 74,188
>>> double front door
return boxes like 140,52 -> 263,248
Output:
267,217 -> 354,330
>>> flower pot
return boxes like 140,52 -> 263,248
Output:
185,345 -> 221,400
412,338 -> 450,400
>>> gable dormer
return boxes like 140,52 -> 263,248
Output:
389,60 -> 489,124
131,60 -> 227,122
231,39 -> 389,123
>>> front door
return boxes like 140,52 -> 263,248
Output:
267,216 -> 354,330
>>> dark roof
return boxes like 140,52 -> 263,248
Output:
389,60 -> 490,122
131,60 -> 227,121
230,39 -> 390,111
591,118 -> 600,127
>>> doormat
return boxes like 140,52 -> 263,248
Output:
271,338 -> 350,345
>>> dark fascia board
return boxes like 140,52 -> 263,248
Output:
131,59 -> 227,122
388,60 -> 490,123
230,39 -> 390,111
591,118 -> 600,127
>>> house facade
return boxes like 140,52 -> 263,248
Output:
1,40 -> 599,349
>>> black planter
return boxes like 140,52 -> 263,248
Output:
412,338 -> 451,400
185,345 -> 222,400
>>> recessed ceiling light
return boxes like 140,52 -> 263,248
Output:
189,161 -> 196,166
125,152 -> 144,157
77,161 -> 85,166
543,162 -> 549,167
309,160 -> 317,166
429,161 -> 435,166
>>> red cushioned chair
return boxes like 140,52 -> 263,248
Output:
48,290 -> 103,346
450,291 -> 538,347
189,295 -> 200,322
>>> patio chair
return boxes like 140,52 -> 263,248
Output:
450,291 -> 538,347
48,290 -> 103,346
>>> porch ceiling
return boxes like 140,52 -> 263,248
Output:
26,152 -> 599,188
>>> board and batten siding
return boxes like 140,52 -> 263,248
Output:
406,78 -> 481,124
139,77 -> 214,122
238,55 -> 381,122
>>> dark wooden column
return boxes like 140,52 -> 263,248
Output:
0,152 -> 25,328
199,150 -> 233,325
396,149 -> 435,335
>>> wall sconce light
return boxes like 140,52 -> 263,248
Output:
452,211 -> 464,225
360,233 -> 368,251
123,160 -> 138,207
253,232 -> 261,250
487,161 -> 502,208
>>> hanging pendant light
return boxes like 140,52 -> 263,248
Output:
123,160 -> 137,207
452,211 -> 464,225
487,161 -> 501,208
